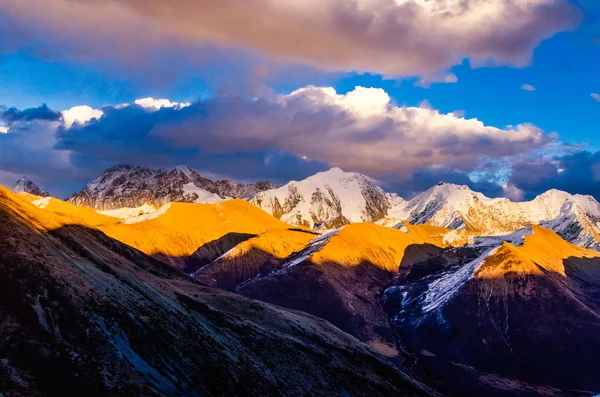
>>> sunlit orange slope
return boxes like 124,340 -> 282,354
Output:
16,191 -> 43,202
215,228 -> 318,265
0,186 -> 114,233
196,228 -> 319,288
310,222 -> 464,272
29,196 -> 119,228
476,225 -> 600,280
100,200 -> 289,266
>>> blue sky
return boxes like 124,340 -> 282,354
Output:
0,0 -> 599,199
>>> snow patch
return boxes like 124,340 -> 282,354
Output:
182,183 -> 224,204
280,229 -> 341,270
98,203 -> 162,224
32,197 -> 52,209
469,227 -> 534,248
422,247 -> 499,315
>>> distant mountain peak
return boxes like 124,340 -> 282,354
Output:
173,165 -> 195,176
10,176 -> 49,197
69,164 -> 276,210
251,169 -> 398,229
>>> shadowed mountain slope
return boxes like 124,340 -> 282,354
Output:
99,200 -> 288,273
196,223 -> 465,362
0,185 -> 437,397
383,225 -> 600,396
195,228 -> 319,290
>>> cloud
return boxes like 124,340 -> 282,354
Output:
0,0 -> 581,79
0,104 -> 62,123
591,93 -> 600,102
521,84 -> 536,91
134,98 -> 191,111
0,87 -> 591,200
508,151 -> 600,200
381,165 -> 506,199
502,183 -> 525,201
62,106 -> 104,128
55,86 -> 554,185
0,117 -> 97,197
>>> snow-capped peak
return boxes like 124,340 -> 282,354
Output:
250,167 -> 399,229
173,165 -> 195,177
68,164 -> 276,210
386,182 -> 499,229
382,182 -> 600,250
10,177 -> 49,197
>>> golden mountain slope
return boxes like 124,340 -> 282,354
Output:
16,191 -> 43,201
196,228 -> 319,289
15,190 -> 290,272
31,196 -> 119,228
100,200 -> 289,269
310,223 -> 464,272
476,225 -> 600,279
1,186 -> 114,232
0,186 -> 438,397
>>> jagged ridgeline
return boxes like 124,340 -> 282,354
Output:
62,165 -> 600,251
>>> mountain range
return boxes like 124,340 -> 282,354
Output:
67,164 -> 277,210
5,165 -> 600,396
29,164 -> 600,251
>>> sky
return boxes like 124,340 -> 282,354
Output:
0,0 -> 599,200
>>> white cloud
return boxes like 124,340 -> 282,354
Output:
591,93 -> 600,102
150,86 -> 552,178
62,105 -> 104,127
134,98 -> 191,111
521,84 -> 536,91
0,126 -> 8,134
502,183 -> 525,201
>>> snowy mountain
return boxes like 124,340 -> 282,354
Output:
68,164 -> 276,210
387,182 -> 600,250
10,176 -> 49,197
250,168 -> 401,229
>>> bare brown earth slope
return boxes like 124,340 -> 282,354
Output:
0,186 -> 437,397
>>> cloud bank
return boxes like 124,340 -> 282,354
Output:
0,0 -> 581,80
1,85 -> 579,198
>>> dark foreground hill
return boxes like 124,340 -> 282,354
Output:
0,186 -> 435,397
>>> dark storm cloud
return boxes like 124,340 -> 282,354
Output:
0,104 -> 62,123
508,151 -> 600,200
383,166 -> 505,199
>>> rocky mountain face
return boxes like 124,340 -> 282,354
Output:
0,185 -> 436,397
388,182 -> 600,250
382,226 -> 600,396
250,168 -> 403,229
194,222 -> 459,367
10,176 -> 49,197
68,165 -> 276,210
194,219 -> 600,396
